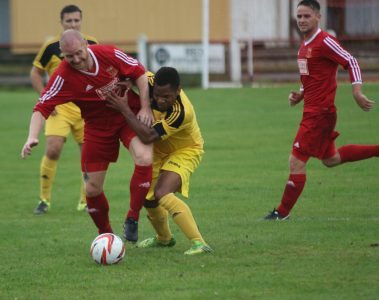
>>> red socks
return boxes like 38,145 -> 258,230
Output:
127,165 -> 152,221
86,192 -> 113,234
277,174 -> 306,217
338,144 -> 379,163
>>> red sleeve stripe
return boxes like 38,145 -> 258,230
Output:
39,75 -> 64,103
324,37 -> 362,83
114,49 -> 138,66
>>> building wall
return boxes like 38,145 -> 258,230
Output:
10,0 -> 229,53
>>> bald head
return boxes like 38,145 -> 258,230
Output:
60,29 -> 91,71
60,29 -> 85,51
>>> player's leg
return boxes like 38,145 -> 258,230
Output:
138,198 -> 176,248
81,136 -> 119,234
84,170 -> 113,234
139,151 -> 212,255
35,135 -> 65,215
265,116 -> 319,220
322,144 -> 379,167
71,115 -> 86,211
265,154 -> 307,220
122,135 -> 153,242
35,110 -> 72,214
145,171 -> 211,255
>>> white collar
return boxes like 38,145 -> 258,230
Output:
79,48 -> 99,76
304,28 -> 321,46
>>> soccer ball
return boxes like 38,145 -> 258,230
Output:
90,233 -> 125,265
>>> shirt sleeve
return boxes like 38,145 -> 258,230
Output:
112,47 -> 146,80
33,71 -> 73,118
322,36 -> 362,84
32,41 -> 52,71
152,101 -> 186,141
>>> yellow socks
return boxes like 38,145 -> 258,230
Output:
146,206 -> 172,242
160,193 -> 205,243
40,155 -> 57,202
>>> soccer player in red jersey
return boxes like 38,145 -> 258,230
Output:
21,29 -> 153,241
265,0 -> 378,220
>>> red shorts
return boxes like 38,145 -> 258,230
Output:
292,111 -> 339,162
81,90 -> 141,172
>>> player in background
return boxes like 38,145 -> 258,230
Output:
265,0 -> 378,220
22,29 -> 154,242
30,5 -> 97,214
106,67 -> 213,255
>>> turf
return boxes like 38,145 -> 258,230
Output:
0,84 -> 378,299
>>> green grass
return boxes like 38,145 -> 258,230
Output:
0,84 -> 378,299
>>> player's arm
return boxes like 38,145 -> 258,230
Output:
321,36 -> 375,111
30,66 -> 45,95
105,90 -> 159,144
352,84 -> 375,112
21,111 -> 45,159
288,87 -> 304,106
135,74 -> 154,126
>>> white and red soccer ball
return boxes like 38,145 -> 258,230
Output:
90,233 -> 125,265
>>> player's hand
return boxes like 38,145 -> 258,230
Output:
288,90 -> 304,106
105,90 -> 130,114
353,92 -> 375,112
21,138 -> 39,159
118,80 -> 133,90
114,80 -> 132,96
137,107 -> 154,126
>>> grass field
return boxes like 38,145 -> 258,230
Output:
1,84 -> 378,299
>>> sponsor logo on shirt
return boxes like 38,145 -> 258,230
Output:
95,77 -> 119,100
297,59 -> 309,75
294,142 -> 300,148
168,161 -> 181,168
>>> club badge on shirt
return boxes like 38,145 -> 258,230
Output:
306,48 -> 313,58
106,66 -> 118,77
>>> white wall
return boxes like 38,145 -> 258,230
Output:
231,0 -> 328,42
231,0 -> 289,41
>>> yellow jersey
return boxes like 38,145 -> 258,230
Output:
147,73 -> 204,155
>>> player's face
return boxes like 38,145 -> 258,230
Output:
153,84 -> 180,112
61,12 -> 82,31
61,39 -> 90,71
296,5 -> 320,37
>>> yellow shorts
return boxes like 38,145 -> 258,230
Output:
146,148 -> 203,200
44,102 -> 84,143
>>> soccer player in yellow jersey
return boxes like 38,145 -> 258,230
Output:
106,67 -> 212,255
30,5 -> 98,214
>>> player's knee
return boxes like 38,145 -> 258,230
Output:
153,187 -> 170,202
322,159 -> 338,168
85,182 -> 103,198
288,154 -> 308,173
46,146 -> 62,160
133,151 -> 153,166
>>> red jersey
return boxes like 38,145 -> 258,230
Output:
34,44 -> 145,129
297,29 -> 362,112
